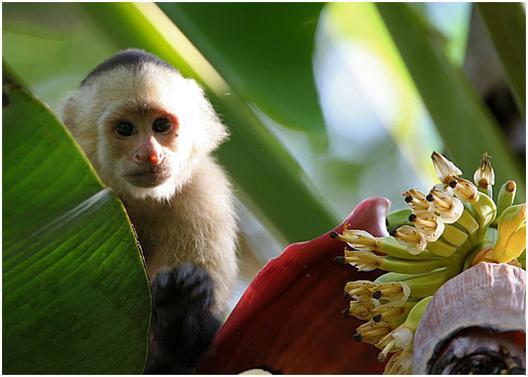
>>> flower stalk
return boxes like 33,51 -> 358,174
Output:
333,152 -> 525,373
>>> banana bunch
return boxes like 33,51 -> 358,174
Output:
334,152 -> 526,374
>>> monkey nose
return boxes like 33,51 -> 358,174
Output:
148,151 -> 163,166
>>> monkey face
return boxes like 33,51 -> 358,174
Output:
102,104 -> 182,190
63,62 -> 228,202
97,94 -> 195,200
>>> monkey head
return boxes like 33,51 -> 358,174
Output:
62,49 -> 228,201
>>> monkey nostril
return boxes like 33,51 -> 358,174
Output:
148,152 -> 165,166
133,153 -> 142,164
132,152 -> 163,166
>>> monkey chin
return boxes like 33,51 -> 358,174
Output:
114,155 -> 195,202
122,174 -> 179,202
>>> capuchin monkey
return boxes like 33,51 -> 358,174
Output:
61,49 -> 238,374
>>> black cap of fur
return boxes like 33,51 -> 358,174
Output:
80,49 -> 175,87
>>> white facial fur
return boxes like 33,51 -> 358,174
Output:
62,63 -> 228,201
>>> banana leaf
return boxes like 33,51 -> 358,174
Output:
158,3 -> 328,148
3,65 -> 151,374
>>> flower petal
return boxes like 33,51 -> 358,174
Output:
431,151 -> 462,184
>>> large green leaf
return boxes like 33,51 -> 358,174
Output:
376,3 -> 525,197
81,3 -> 338,243
477,3 -> 525,114
159,3 -> 327,146
3,66 -> 150,373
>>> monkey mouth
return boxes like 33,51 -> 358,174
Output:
125,169 -> 171,188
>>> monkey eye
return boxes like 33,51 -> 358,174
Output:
113,122 -> 136,137
152,117 -> 172,133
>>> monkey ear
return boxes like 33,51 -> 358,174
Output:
61,92 -> 79,132
60,90 -> 99,162
185,78 -> 229,154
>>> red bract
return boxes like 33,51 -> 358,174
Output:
198,197 -> 392,374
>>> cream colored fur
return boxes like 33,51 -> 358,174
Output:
62,63 -> 238,313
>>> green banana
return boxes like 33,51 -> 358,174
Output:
375,268 -> 451,299
401,296 -> 433,330
455,208 -> 480,235
495,180 -> 516,222
401,268 -> 451,298
386,208 -> 413,230
379,256 -> 450,274
378,237 -> 441,260
484,226 -> 498,244
375,271 -> 428,284
440,224 -> 468,247
425,239 -> 457,257
471,192 -> 497,232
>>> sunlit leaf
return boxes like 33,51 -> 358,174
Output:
159,3 -> 328,148
3,66 -> 150,374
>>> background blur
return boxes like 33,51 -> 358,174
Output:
3,2 -> 525,309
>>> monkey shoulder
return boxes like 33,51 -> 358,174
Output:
172,156 -> 238,262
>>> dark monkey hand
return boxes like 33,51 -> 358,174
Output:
144,264 -> 221,374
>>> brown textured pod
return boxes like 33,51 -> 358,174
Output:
413,263 -> 526,374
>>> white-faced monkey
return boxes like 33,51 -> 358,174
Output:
62,49 -> 238,373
